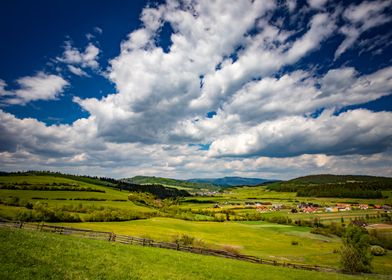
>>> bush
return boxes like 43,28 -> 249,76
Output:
340,226 -> 372,273
370,245 -> 386,256
222,245 -> 241,255
173,234 -> 195,246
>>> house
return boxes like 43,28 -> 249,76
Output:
325,207 -> 338,213
337,203 -> 351,211
358,204 -> 369,210
303,206 -> 318,213
272,204 -> 283,210
256,205 -> 268,212
383,205 -> 392,212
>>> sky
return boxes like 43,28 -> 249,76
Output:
0,0 -> 392,180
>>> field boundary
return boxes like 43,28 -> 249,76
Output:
0,221 -> 339,273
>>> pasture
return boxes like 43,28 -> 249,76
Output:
0,227 -> 387,280
1,173 -> 391,277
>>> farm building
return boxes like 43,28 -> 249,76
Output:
336,203 -> 351,211
358,204 -> 369,210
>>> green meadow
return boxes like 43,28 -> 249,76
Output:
56,218 -> 392,274
1,173 -> 392,278
0,227 -> 387,280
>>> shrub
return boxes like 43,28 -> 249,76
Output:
340,226 -> 372,273
370,245 -> 386,256
173,234 -> 195,246
222,245 -> 241,255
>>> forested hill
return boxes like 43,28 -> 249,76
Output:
188,177 -> 278,187
267,174 -> 392,198
0,171 -> 191,199
288,174 -> 392,184
123,176 -> 219,190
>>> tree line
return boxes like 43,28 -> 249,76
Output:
268,182 -> 390,198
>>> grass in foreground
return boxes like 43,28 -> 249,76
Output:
57,218 -> 342,267
0,227 -> 385,280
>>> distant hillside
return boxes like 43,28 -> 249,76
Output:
288,174 -> 392,185
187,177 -> 277,187
0,171 -> 191,199
267,174 -> 392,198
123,176 -> 219,190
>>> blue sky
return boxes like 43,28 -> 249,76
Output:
0,0 -> 391,179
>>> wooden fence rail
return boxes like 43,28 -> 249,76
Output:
0,221 -> 339,273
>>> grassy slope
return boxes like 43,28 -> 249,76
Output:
0,175 -> 155,217
56,218 -> 392,274
0,227 -> 384,280
57,218 -> 341,266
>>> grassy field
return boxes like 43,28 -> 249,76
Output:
1,173 -> 391,276
56,218 -> 342,266
1,227 -> 388,280
55,217 -> 392,274
0,175 -> 155,215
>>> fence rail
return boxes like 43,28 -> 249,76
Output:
0,221 -> 339,273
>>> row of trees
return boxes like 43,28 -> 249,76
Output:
268,182 -> 387,198
0,184 -> 105,193
118,182 -> 191,199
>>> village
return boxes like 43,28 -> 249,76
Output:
249,202 -> 392,214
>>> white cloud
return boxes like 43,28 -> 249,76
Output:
67,65 -> 89,77
0,0 -> 391,179
208,109 -> 392,158
94,27 -> 103,34
307,0 -> 328,10
190,12 -> 336,111
335,0 -> 392,59
286,0 -> 297,13
0,73 -> 68,105
58,42 -> 100,71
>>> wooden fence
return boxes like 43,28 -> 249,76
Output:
0,221 -> 339,273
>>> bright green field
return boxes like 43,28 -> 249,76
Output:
225,187 -> 392,205
0,176 -> 155,213
1,174 -> 391,276
0,227 -> 386,280
0,175 -> 126,200
56,218 -> 339,265
56,218 -> 392,274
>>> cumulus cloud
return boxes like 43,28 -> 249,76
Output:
0,72 -> 68,105
57,41 -> 100,71
190,11 -> 336,111
1,0 -> 391,179
67,65 -> 89,77
307,0 -> 328,10
208,110 -> 392,158
335,0 -> 392,59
